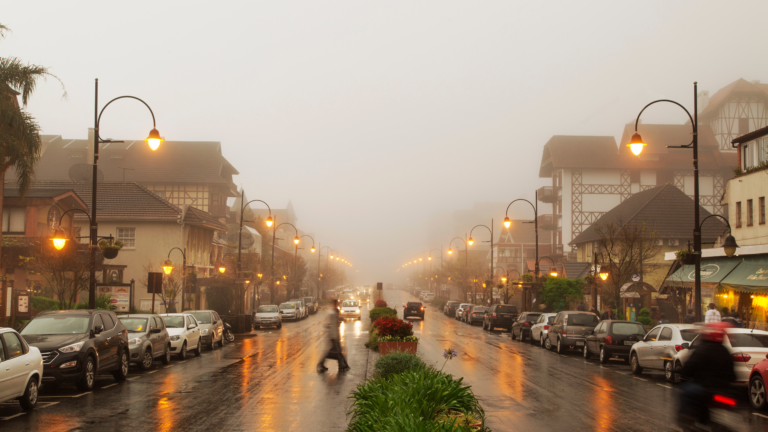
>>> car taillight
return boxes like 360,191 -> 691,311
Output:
732,353 -> 751,362
523,322 -> 530,326
492,313 -> 497,318
473,313 -> 478,315
713,394 -> 737,406
674,345 -> 684,352
605,336 -> 613,345
543,325 -> 550,330
562,332 -> 567,337
420,307 -> 424,310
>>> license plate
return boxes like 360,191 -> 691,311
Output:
624,341 -> 635,346
576,341 -> 584,346
500,314 -> 508,317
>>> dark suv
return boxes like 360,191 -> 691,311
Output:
444,301 -> 460,318
21,310 -> 130,390
483,304 -> 519,331
545,311 -> 600,354
404,302 -> 425,320
510,312 -> 542,341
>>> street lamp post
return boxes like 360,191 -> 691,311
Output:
161,247 -> 187,312
90,79 -> 162,308
629,83 -> 739,321
272,222 -> 299,302
469,221 -> 494,302
236,191 -> 272,282
590,252 -> 609,312
448,235 -> 468,301
504,193 -> 539,278
428,248 -> 442,295
297,235 -> 316,297
495,266 -> 520,304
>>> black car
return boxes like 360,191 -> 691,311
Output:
483,304 -> 519,332
21,310 -> 130,391
584,320 -> 646,364
467,306 -> 488,325
444,301 -> 460,317
404,302 -> 425,320
510,312 -> 542,341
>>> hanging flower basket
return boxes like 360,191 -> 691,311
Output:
99,240 -> 123,260
675,250 -> 695,265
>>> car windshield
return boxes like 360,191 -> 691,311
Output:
497,306 -> 517,313
727,333 -> 768,348
190,312 -> 212,324
342,300 -> 359,307
163,316 -> 185,328
407,302 -> 422,307
568,314 -> 599,326
119,318 -> 148,332
258,306 -> 279,313
22,316 -> 90,335
611,323 -> 646,335
460,304 -> 470,308
279,304 -> 296,310
526,313 -> 542,320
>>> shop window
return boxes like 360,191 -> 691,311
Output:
748,200 -> 754,226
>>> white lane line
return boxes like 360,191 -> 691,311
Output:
0,413 -> 26,420
126,377 -> 139,381
39,402 -> 60,409
102,383 -> 118,389
147,370 -> 158,374
178,361 -> 187,364
72,392 -> 92,397
753,413 -> 768,419
164,365 -> 174,368
633,377 -> 648,381
657,384 -> 673,389
615,371 -> 629,375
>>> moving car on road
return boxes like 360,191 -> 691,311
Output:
118,314 -> 171,370
455,303 -> 471,321
483,304 -> 519,332
584,320 -> 646,364
629,323 -> 699,381
187,310 -> 224,349
254,305 -> 282,329
279,302 -> 299,321
339,299 -> 362,320
404,302 -> 425,320
0,327 -> 43,410
531,313 -> 557,347
510,312 -> 542,340
545,311 -> 600,354
21,310 -> 129,391
159,313 -> 202,360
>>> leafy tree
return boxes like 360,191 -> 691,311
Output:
28,240 -> 97,309
0,24 -> 65,271
140,262 -> 183,313
538,277 -> 585,312
205,285 -> 235,316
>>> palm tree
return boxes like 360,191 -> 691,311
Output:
0,23 -> 65,269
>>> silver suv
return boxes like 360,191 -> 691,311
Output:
545,311 -> 600,354
186,310 -> 225,350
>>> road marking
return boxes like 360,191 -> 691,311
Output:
102,383 -> 118,389
178,361 -> 186,364
753,413 -> 768,419
571,358 -> 580,361
40,402 -> 59,409
0,413 -> 26,420
164,365 -> 174,368
633,377 -> 648,381
615,371 -> 629,375
657,384 -> 673,389
147,370 -> 158,374
73,392 -> 92,397
38,392 -> 91,399
127,377 -> 139,381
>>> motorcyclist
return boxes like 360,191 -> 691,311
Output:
678,322 -> 735,428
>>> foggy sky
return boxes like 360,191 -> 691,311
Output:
4,1 -> 768,284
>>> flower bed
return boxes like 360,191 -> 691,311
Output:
366,316 -> 416,352
374,299 -> 388,308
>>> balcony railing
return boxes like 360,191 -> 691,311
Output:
537,186 -> 559,203
537,214 -> 556,230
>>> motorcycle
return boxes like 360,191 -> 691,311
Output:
678,388 -> 743,432
223,321 -> 235,343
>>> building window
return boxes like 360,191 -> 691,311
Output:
739,118 -> 749,136
2,207 -> 26,233
744,143 -> 755,170
736,202 -> 742,228
747,199 -> 754,226
761,197 -> 766,225
669,239 -> 679,246
117,228 -> 135,248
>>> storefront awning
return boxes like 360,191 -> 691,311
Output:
664,257 -> 743,285
719,256 -> 768,293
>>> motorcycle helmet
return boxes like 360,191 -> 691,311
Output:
701,321 -> 732,344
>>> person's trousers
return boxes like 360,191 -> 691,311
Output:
319,339 -> 348,369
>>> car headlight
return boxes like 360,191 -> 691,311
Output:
60,360 -> 78,369
59,342 -> 85,353
201,329 -> 209,335
128,338 -> 142,346
170,335 -> 181,342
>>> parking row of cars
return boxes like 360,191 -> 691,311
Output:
0,307 -> 229,411
268,296 -> 319,327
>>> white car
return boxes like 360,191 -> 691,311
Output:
339,299 -> 362,320
289,301 -> 306,320
423,293 -> 435,302
159,314 -> 202,360
629,323 -> 700,381
674,327 -> 768,386
531,313 -> 558,346
254,305 -> 282,329
279,303 -> 299,321
0,328 -> 43,410
455,303 -> 471,321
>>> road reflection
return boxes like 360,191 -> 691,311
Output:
157,375 -> 178,432
591,375 -> 615,430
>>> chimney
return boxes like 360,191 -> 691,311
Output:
697,91 -> 709,113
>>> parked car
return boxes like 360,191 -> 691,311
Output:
0,327 -> 43,410
404,302 -> 425,320
423,293 -> 436,302
186,310 -> 225,350
289,299 -> 307,319
749,353 -> 768,409
463,305 -> 481,324
455,303 -> 471,321
545,311 -> 600,353
444,301 -> 460,317
254,305 -> 282,329
159,313 -> 202,360
483,304 -> 519,332
510,312 -> 542,340
279,302 -> 299,321
339,299 -> 362,320
302,296 -> 319,313
629,324 -> 700,381
21,310 -> 129,391
118,314 -> 171,370
531,313 -> 557,346
467,306 -> 488,326
674,327 -> 768,386
584,320 -> 647,364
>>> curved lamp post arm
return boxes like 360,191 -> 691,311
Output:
505,199 -> 535,218
634,100 -> 695,146
242,199 -> 272,219
275,222 -> 299,237
449,237 -> 466,249
469,225 -> 492,239
58,208 -> 92,227
167,247 -> 186,260
699,214 -> 732,233
538,256 -> 555,266
96,95 -> 158,141
299,235 -> 316,249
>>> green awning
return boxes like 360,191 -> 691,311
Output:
665,257 -> 743,285
719,256 -> 768,292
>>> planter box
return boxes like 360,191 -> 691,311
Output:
378,341 -> 418,355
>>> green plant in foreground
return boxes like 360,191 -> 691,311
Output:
374,351 -> 426,380
365,328 -> 380,351
377,335 -> 419,342
369,306 -> 397,322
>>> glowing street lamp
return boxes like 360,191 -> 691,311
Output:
448,248 -> 453,255
293,236 -> 300,245
52,228 -> 67,251
627,132 -> 646,156
599,272 -> 609,281
503,217 -> 511,228
162,260 -> 174,275
467,237 -> 474,246
550,270 -> 559,277
218,266 -> 226,274
146,128 -> 164,151
266,216 -> 274,227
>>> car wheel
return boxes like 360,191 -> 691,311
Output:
140,348 -> 154,370
178,341 -> 188,360
19,377 -> 38,411
583,345 -> 591,360
544,336 -> 552,350
194,338 -> 202,356
599,347 -> 609,364
208,335 -> 216,350
277,323 -> 282,329
77,356 -> 96,391
630,353 -> 643,375
556,338 -> 564,354
750,375 -> 768,410
113,349 -> 129,381
161,345 -> 172,365
217,334 -> 224,347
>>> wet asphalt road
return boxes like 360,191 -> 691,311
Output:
3,290 -> 768,431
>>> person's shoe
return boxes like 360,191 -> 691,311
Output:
317,365 -> 328,372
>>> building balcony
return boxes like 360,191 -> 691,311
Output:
538,243 -> 563,258
537,186 -> 560,203
537,214 -> 556,230
210,204 -> 231,219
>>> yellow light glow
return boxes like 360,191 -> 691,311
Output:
550,271 -> 558,277
428,256 -> 432,261
503,217 -> 511,228
283,275 -> 287,280
311,246 -> 316,253
468,237 -> 474,246
629,143 -> 645,156
218,266 -> 226,273
501,277 -> 507,282
245,280 -> 250,284
294,236 -> 300,245
330,254 -> 334,259
257,273 -> 263,278
276,281 -> 280,285
599,272 -> 609,281
162,260 -> 174,275
266,216 -> 274,227
146,128 -> 163,151
448,248 -> 453,255
52,238 -> 67,250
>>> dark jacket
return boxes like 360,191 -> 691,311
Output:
684,314 -> 696,324
601,311 -> 617,320
680,340 -> 736,390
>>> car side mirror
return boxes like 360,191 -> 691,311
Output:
151,328 -> 162,334
93,325 -> 104,335
681,342 -> 690,350
187,324 -> 196,330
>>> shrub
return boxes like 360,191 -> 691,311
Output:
369,307 -> 397,322
637,316 -> 652,326
538,277 -> 585,312
374,352 -> 426,380
373,317 -> 413,339
638,308 -> 651,318
205,285 -> 235,316
365,328 -> 380,351
31,296 -> 60,311
374,299 -> 388,308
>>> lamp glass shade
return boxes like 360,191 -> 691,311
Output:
503,217 -> 511,228
146,128 -> 163,151
294,236 -> 300,245
550,271 -> 558,277
722,234 -> 739,258
162,260 -> 174,275
52,228 -> 68,250
266,216 -> 274,227
468,237 -> 474,246
218,266 -> 226,273
310,246 -> 316,253
628,133 -> 645,156
448,248 -> 453,255
599,272 -> 609,281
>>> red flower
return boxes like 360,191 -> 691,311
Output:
373,316 -> 413,338
374,300 -> 388,308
